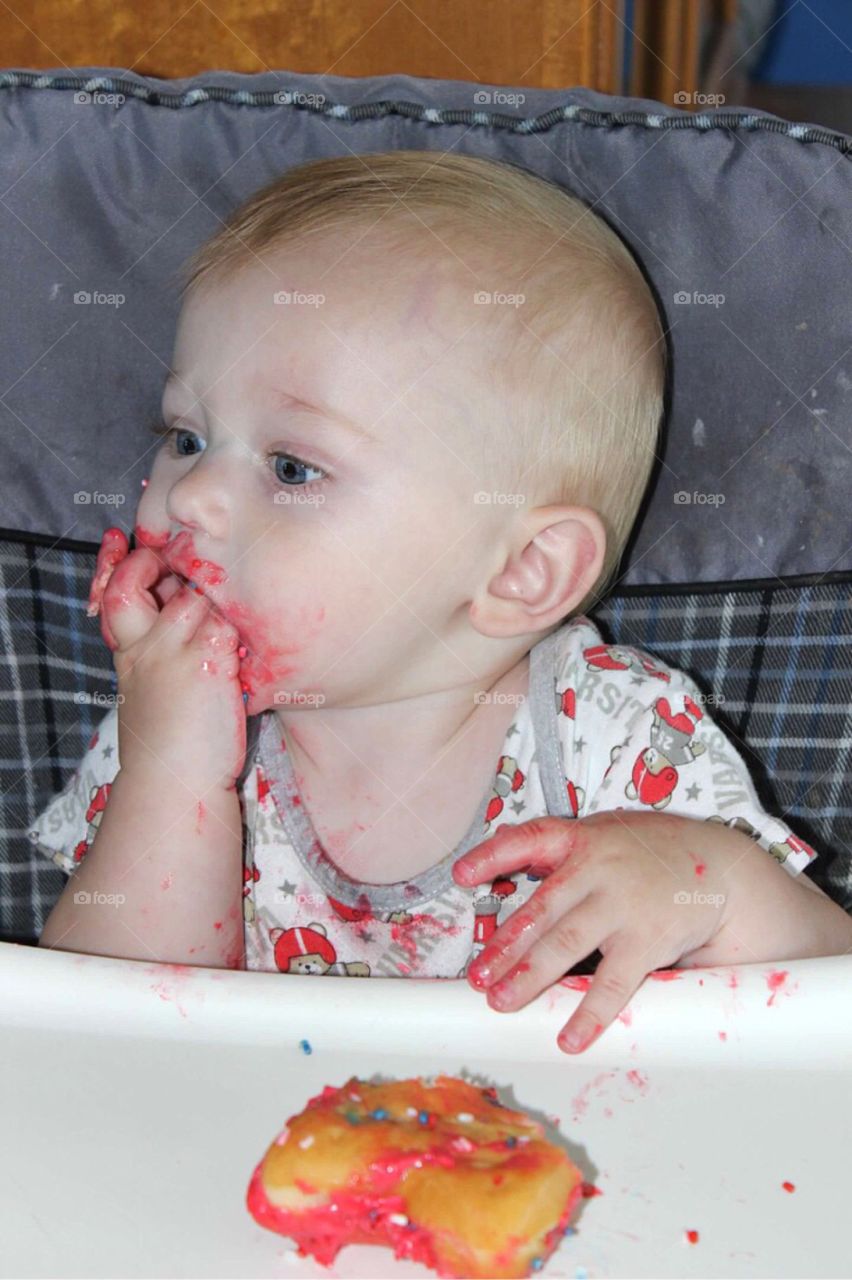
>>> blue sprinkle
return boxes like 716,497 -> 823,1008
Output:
563,1225 -> 577,1237
299,1038 -> 312,1055
371,1108 -> 388,1120
531,1259 -> 543,1271
505,1136 -> 518,1148
345,1110 -> 360,1124
242,691 -> 249,704
187,580 -> 197,590
418,1110 -> 430,1124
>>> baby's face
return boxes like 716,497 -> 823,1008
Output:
135,241 -> 507,715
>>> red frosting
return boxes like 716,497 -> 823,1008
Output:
245,1079 -> 584,1278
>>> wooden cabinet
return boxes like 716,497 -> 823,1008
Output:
6,0 -> 735,103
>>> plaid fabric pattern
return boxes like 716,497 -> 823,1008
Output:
3,530 -> 851,945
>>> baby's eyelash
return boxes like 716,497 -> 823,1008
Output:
147,419 -> 328,489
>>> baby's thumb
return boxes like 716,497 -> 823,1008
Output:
100,547 -> 164,652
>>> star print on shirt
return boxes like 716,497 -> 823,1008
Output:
575,736 -> 586,753
102,744 -> 114,758
685,783 -> 702,800
278,880 -> 297,896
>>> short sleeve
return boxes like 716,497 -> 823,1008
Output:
558,622 -> 817,877
27,706 -> 121,876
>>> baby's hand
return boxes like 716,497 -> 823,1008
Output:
100,536 -> 247,795
453,811 -> 738,1054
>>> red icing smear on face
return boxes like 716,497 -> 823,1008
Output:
649,968 -> 683,982
138,526 -> 313,709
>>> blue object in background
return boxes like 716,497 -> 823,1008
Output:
752,0 -> 852,83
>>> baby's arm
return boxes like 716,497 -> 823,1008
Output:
39,761 -> 244,967
676,825 -> 852,969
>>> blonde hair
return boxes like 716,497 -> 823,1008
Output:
179,150 -> 667,607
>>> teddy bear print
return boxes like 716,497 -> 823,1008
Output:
625,695 -> 706,810
472,876 -> 518,949
64,780 -> 112,869
485,755 -> 525,824
270,922 -> 371,976
583,643 -> 671,682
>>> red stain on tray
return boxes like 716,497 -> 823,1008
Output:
581,1182 -> 603,1198
782,1180 -> 796,1193
684,1229 -> 700,1245
625,1069 -> 649,1095
718,1030 -> 728,1041
766,969 -> 790,1005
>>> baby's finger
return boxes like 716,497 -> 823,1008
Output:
104,550 -> 199,651
453,816 -> 582,888
467,865 -> 590,990
555,943 -> 650,1054
86,528 -> 128,619
481,894 -> 611,1012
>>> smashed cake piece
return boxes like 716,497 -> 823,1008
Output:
246,1074 -> 584,1279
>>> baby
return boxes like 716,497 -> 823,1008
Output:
31,150 -> 852,1053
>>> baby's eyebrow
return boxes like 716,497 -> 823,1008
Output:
163,370 -> 377,445
269,386 -> 378,445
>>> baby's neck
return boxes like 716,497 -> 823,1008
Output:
272,653 -> 530,884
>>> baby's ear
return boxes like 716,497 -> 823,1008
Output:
475,506 -> 606,638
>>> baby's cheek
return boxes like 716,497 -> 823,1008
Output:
230,598 -> 327,712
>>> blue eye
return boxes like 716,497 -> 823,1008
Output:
274,454 -> 326,487
150,421 -> 327,491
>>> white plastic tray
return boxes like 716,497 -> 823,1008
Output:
2,941 -> 851,1279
